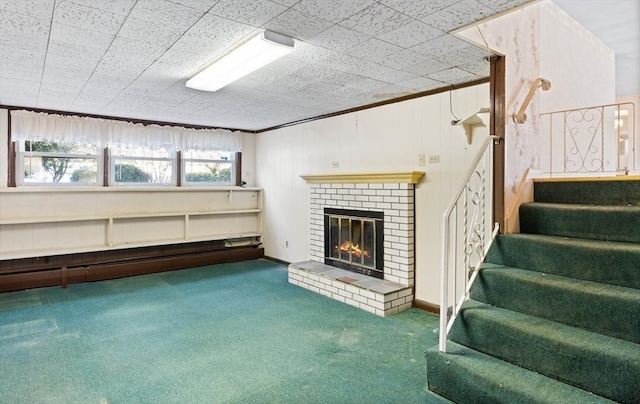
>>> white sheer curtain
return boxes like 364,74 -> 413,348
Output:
10,110 -> 243,152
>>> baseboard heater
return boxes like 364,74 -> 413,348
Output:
0,239 -> 264,293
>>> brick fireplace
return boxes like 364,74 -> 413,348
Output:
289,172 -> 424,317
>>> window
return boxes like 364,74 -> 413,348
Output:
110,144 -> 175,185
10,110 -> 243,188
19,140 -> 102,185
182,148 -> 235,185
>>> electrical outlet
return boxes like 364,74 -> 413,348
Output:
429,155 -> 440,163
285,241 -> 289,248
418,154 -> 425,166
332,161 -> 339,168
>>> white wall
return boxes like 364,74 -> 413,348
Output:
256,84 -> 490,304
458,0 -> 615,208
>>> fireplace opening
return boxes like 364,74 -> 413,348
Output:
324,208 -> 384,279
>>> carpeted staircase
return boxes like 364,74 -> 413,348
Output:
426,177 -> 640,403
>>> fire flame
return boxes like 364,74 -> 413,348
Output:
336,241 -> 371,258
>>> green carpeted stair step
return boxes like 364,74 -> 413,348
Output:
520,202 -> 640,243
449,300 -> 640,403
425,341 -> 614,404
486,233 -> 640,289
534,178 -> 640,206
471,263 -> 640,343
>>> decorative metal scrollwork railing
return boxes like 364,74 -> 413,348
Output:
539,103 -> 636,175
439,135 -> 500,353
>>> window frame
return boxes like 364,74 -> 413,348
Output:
16,140 -> 103,186
109,149 -> 178,187
181,153 -> 236,187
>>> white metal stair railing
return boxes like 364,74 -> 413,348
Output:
439,135 -> 500,353
539,102 -> 636,176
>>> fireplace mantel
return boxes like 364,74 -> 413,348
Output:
300,171 -> 425,184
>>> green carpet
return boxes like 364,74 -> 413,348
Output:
0,259 -> 438,403
426,178 -> 640,403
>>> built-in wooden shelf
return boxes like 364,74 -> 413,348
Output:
300,171 -> 425,184
0,188 -> 263,260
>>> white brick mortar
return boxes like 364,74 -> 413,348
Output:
308,182 -> 415,288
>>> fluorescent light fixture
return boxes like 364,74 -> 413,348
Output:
186,31 -> 295,92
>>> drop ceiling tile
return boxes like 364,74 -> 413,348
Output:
81,76 -> 131,97
43,48 -> 103,74
286,42 -> 335,64
93,52 -> 156,79
53,1 -> 125,35
0,47 -> 46,73
64,0 -> 137,15
346,38 -> 402,63
315,52 -> 366,73
479,0 -> 531,13
166,0 -> 218,13
0,9 -> 51,39
322,71 -> 363,86
42,67 -> 92,87
128,0 -> 203,31
71,94 -> 113,111
377,20 -> 443,48
378,49 -> 428,70
0,0 -> 55,20
46,39 -> 108,69
302,82 -> 345,94
401,58 -> 452,76
290,64 -> 336,82
49,23 -> 114,50
107,36 -> 168,62
209,0 -> 287,26
350,61 -> 418,84
293,0 -> 375,23
145,54 -> 209,80
397,76 -> 444,91
39,82 -> 84,97
263,9 -> 333,40
37,95 -> 76,111
459,60 -> 490,76
0,80 -> 40,103
0,65 -> 42,82
152,84 -> 200,105
339,3 -> 413,37
37,86 -> 83,106
270,0 -> 299,7
433,45 -> 492,67
268,75 -> 311,92
327,85 -> 369,100
243,57 -> 307,83
409,34 -> 472,59
0,31 -> 48,53
181,14 -> 258,55
308,25 -> 371,51
419,0 -> 495,32
427,67 -> 477,84
345,78 -> 389,92
379,0 -> 453,20
170,96 -> 225,113
117,17 -> 184,49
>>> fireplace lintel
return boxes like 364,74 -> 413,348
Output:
300,171 -> 425,184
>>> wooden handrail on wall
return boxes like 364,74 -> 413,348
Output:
513,78 -> 552,124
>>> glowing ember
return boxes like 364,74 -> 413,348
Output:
336,241 -> 371,258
